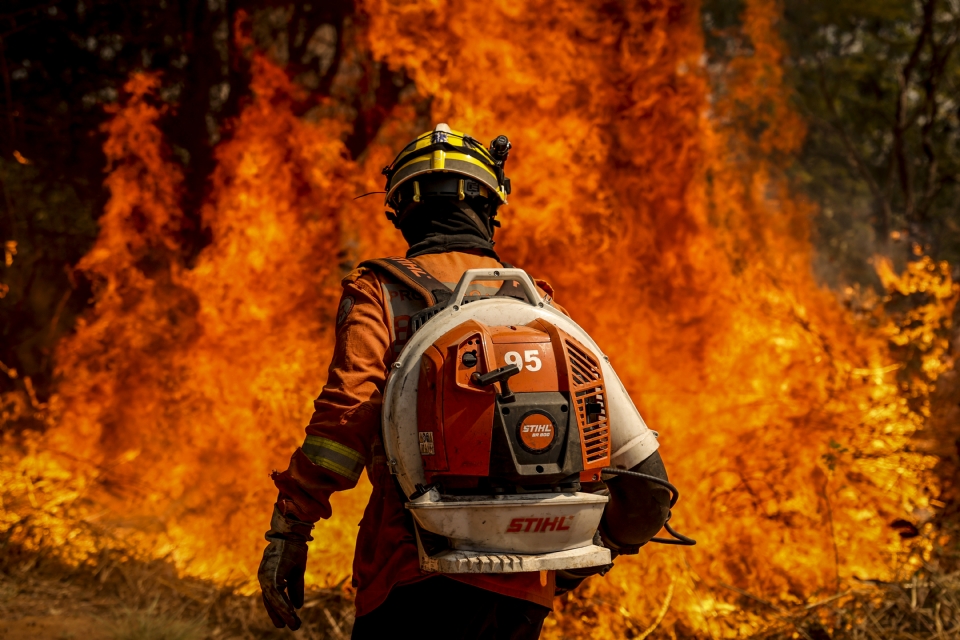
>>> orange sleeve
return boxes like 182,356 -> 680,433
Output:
272,269 -> 391,522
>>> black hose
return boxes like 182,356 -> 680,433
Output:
601,466 -> 679,506
601,467 -> 696,547
653,515 -> 697,546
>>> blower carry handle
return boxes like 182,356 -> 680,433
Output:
446,268 -> 543,309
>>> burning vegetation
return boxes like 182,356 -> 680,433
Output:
1,0 -> 958,638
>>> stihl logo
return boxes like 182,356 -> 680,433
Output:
521,424 -> 552,437
518,412 -> 556,452
506,516 -> 573,533
389,256 -> 429,279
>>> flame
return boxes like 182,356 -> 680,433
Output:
1,0 -> 958,637
31,59 -> 368,586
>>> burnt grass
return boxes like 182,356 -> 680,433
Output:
6,541 -> 960,640
0,536 -> 354,640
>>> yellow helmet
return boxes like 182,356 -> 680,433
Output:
382,123 -> 512,215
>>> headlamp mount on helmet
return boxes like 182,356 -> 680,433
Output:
488,134 -> 512,193
381,124 -> 512,225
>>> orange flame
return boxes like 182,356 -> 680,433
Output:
46,57 -> 366,585
1,0 -> 957,637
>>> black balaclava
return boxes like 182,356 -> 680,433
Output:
399,197 -> 500,259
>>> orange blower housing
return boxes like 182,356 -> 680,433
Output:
416,318 -> 611,495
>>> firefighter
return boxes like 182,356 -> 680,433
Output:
258,124 -> 672,639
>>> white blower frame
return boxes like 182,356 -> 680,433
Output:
382,269 -> 660,574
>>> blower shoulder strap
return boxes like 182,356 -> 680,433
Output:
493,262 -> 527,299
360,256 -> 527,306
359,257 -> 450,306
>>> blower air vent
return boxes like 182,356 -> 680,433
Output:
564,339 -> 610,468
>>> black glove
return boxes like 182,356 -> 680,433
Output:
258,505 -> 314,630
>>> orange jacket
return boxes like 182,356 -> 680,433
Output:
272,251 -> 564,615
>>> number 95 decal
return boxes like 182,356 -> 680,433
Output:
504,350 -> 542,372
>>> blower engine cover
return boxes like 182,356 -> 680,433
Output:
382,269 -> 660,574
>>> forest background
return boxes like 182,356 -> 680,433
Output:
1,0 -> 959,639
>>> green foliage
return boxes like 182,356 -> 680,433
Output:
0,158 -> 97,395
785,0 -> 960,284
704,0 -> 960,291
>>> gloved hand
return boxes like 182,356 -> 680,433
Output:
258,505 -> 314,630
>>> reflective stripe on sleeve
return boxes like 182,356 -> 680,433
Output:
302,435 -> 365,482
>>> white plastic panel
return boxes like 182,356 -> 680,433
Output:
422,545 -> 612,574
407,492 -> 608,554
382,272 -> 660,499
